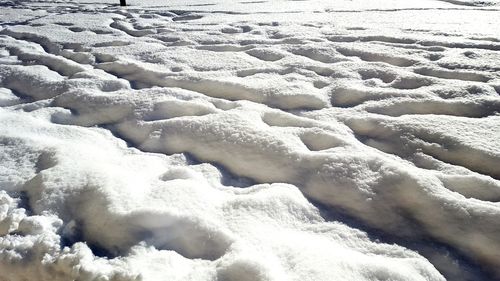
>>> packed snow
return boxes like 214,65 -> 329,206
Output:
1,0 -> 500,280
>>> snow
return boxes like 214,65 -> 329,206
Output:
1,0 -> 500,281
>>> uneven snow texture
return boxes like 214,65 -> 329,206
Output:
1,0 -> 500,280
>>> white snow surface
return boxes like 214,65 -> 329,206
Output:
1,0 -> 500,280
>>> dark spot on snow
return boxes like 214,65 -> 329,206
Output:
345,27 -> 367,31
427,53 -> 444,61
463,51 -> 478,59
69,26 -> 86,33
187,3 -> 216,7
240,0 -> 267,3
60,220 -> 117,258
183,152 -> 256,188
18,191 -> 34,216
493,85 -> 500,95
55,22 -> 74,26
172,15 -> 204,22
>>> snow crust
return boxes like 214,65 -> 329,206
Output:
1,0 -> 500,280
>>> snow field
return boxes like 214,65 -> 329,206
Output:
1,0 -> 500,280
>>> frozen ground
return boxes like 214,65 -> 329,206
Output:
1,0 -> 500,280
